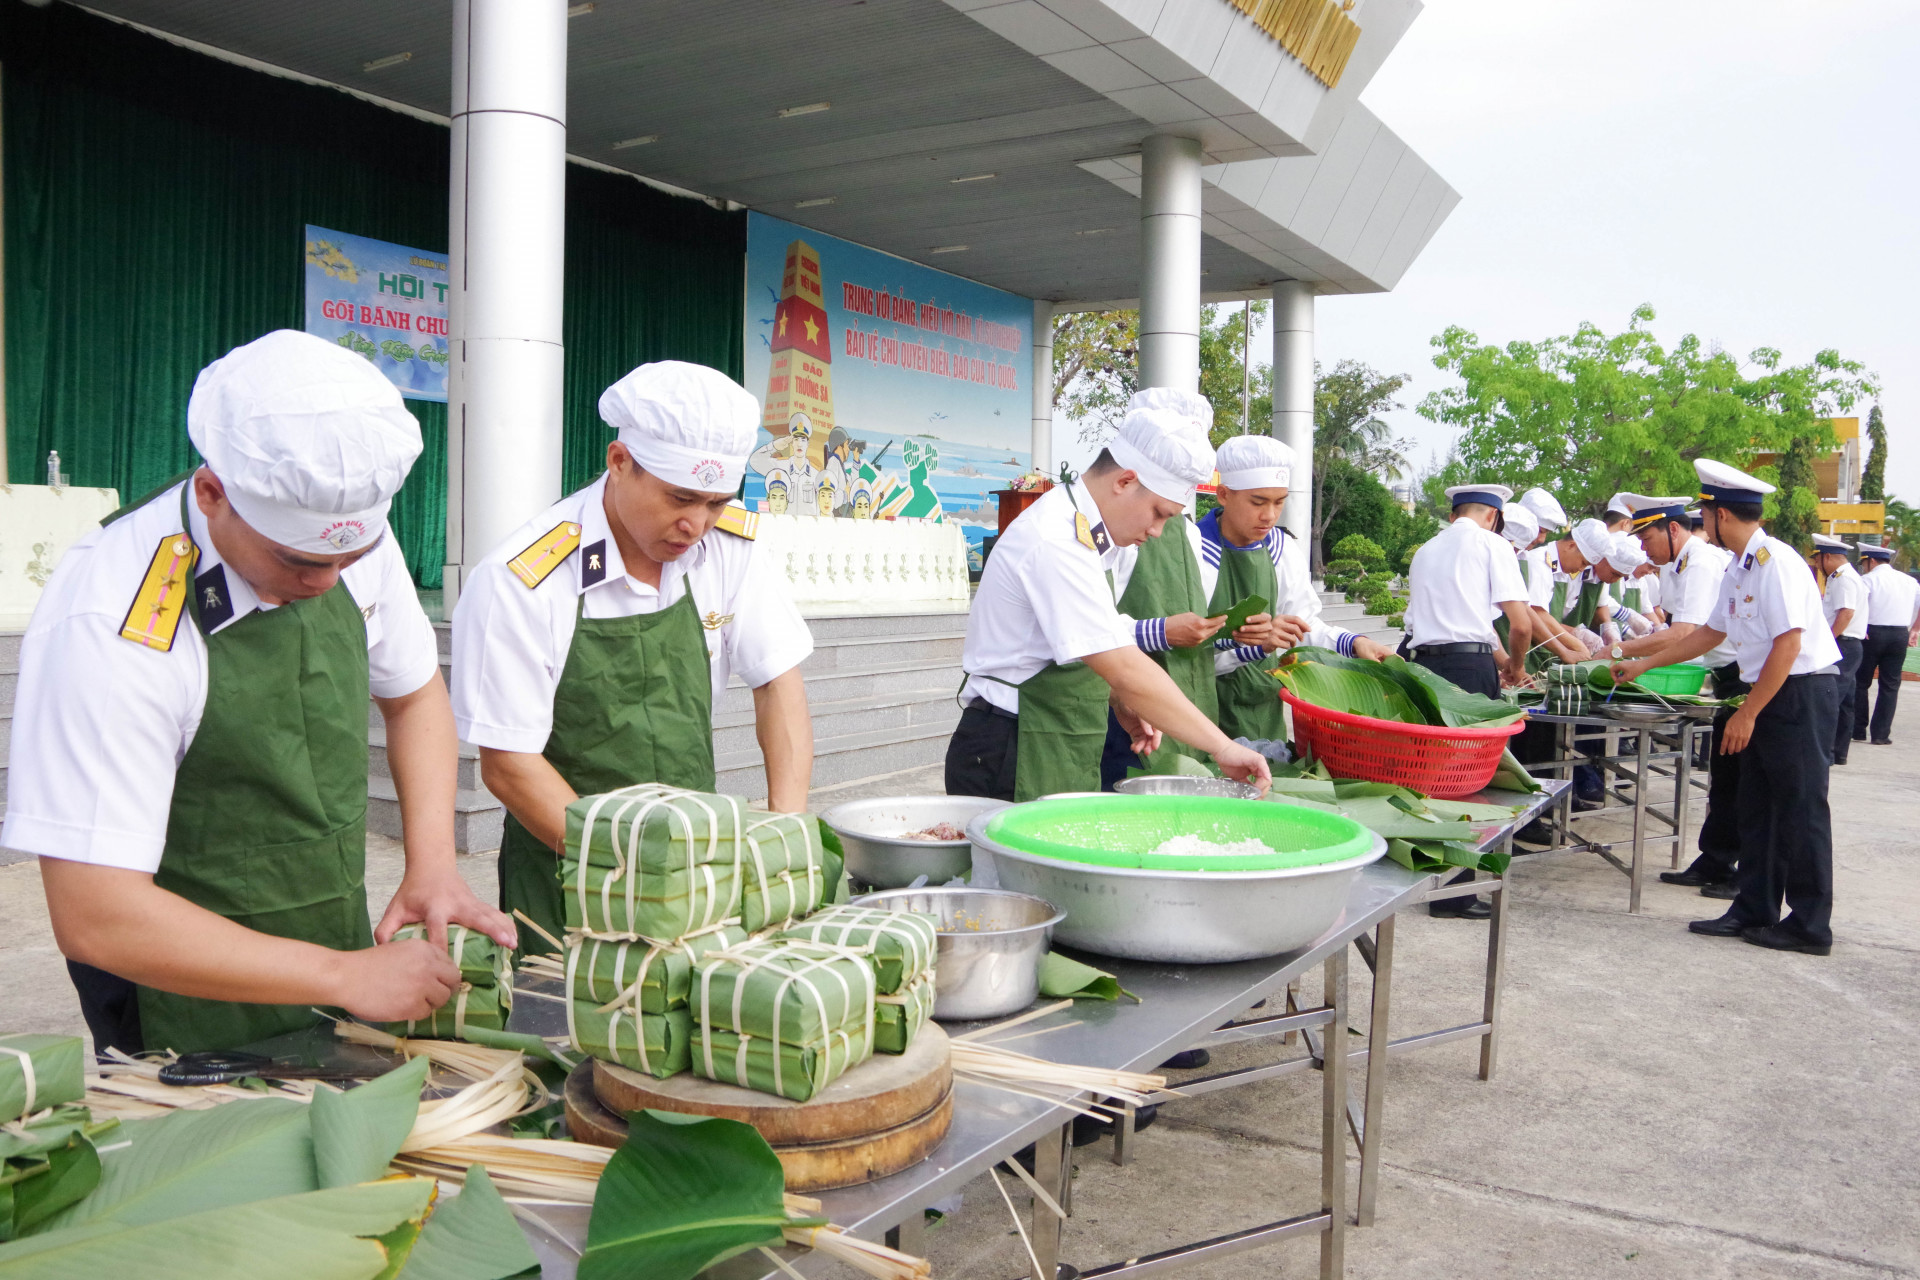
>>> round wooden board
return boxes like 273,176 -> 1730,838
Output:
592,1022 -> 951,1147
565,1060 -> 953,1193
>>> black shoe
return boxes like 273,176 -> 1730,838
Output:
1514,820 -> 1554,847
1699,883 -> 1737,900
1158,1049 -> 1210,1070
1871,738 -> 1893,746
1572,793 -> 1604,812
1688,913 -> 1757,938
1832,756 -> 1848,766
1852,733 -> 1868,742
1741,924 -> 1831,956
1660,864 -> 1725,887
1430,897 -> 1493,920
1071,1103 -> 1159,1146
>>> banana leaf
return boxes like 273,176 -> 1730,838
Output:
309,1057 -> 429,1190
386,924 -> 508,988
1127,752 -> 1220,780
0,1108 -> 103,1242
401,1165 -> 539,1280
1217,593 -> 1269,637
1384,838 -> 1511,876
0,1037 -> 84,1125
815,819 -> 850,907
579,1111 -> 797,1280
1376,656 -> 1527,728
1272,652 -> 1424,723
1038,952 -> 1136,1003
1489,749 -> 1544,794
873,976 -> 934,1054
386,982 -> 509,1041
0,1178 -> 434,1280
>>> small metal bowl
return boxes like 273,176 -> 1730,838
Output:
819,795 -> 1010,889
1113,775 -> 1261,800
851,887 -> 1064,1021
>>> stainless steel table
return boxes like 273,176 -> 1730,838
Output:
1519,709 -> 1713,912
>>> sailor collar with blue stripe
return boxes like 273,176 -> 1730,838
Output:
1196,507 -> 1284,565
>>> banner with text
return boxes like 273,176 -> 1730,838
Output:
303,225 -> 450,402
742,212 -> 1033,566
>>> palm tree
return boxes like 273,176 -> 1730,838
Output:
1312,360 -> 1413,571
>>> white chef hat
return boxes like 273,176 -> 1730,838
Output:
1109,406 -> 1216,504
1215,434 -> 1294,491
1605,532 -> 1648,573
1571,517 -> 1613,566
1502,503 -> 1540,548
1519,487 -> 1568,530
599,361 -> 759,495
187,330 -> 422,554
1126,386 -> 1214,435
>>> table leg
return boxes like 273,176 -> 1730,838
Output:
1673,724 -> 1694,869
1556,721 -> 1575,845
1284,979 -> 1302,1045
1031,1122 -> 1069,1279
886,1209 -> 927,1259
1320,949 -> 1349,1278
1111,1101 -> 1135,1167
1480,835 -> 1512,1081
1355,917 -> 1393,1227
1630,726 -> 1650,913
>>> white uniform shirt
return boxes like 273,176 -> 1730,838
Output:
450,474 -> 813,754
1519,546 -> 1555,611
1193,512 -> 1358,673
1406,517 -> 1527,646
960,480 -> 1133,714
2,479 -> 438,872
1822,562 -> 1869,640
1659,534 -> 1737,670
1860,563 -> 1920,628
1718,531 -> 1842,683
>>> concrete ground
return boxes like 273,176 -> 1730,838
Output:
3,747 -> 1914,1277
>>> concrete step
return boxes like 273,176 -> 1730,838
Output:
367,775 -> 504,854
714,719 -> 953,802
800,611 -> 969,642
712,688 -> 959,756
801,630 -> 964,673
0,634 -> 21,667
720,656 -> 962,714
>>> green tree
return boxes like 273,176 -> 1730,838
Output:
1771,434 -> 1821,555
1861,404 -> 1887,502
1056,305 -> 1273,447
1884,497 -> 1920,570
1199,302 -> 1273,446
1417,305 -> 1876,520
1312,360 -> 1412,571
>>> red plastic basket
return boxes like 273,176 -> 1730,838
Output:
1280,690 -> 1524,799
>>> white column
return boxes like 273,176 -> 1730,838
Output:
1030,299 -> 1054,476
1137,134 -> 1203,391
444,0 -> 569,605
1272,280 -> 1314,548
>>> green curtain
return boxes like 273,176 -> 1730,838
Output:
1,1 -> 743,587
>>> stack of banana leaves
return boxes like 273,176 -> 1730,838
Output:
1505,659 -> 1731,713
1263,754 -> 1520,876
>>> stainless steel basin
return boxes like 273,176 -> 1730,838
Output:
819,795 -> 1010,888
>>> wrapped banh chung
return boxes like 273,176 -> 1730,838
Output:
693,939 -> 876,1101
776,904 -> 939,1055
0,1034 -> 85,1124
384,923 -> 513,1038
560,786 -> 832,938
563,925 -> 747,1078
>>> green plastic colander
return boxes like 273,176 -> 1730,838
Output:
1635,664 -> 1709,696
983,795 -> 1372,873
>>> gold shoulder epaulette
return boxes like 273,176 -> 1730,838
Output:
119,533 -> 199,652
715,502 -> 759,540
508,521 -> 583,589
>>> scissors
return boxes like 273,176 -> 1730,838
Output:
158,1050 -> 383,1087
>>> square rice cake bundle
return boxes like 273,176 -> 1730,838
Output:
383,923 -> 513,1039
775,904 -> 939,994
564,926 -> 749,1015
561,785 -> 753,938
738,810 -> 834,931
691,939 -> 877,1101
873,973 -> 935,1055
568,1002 -> 694,1080
0,1035 -> 85,1124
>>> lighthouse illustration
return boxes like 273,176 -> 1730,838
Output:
761,239 -> 836,473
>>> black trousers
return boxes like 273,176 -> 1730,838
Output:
1728,673 -> 1838,946
1408,648 -> 1499,698
1831,636 -> 1863,762
1854,625 -> 1908,742
1100,710 -> 1141,791
1692,663 -> 1750,881
68,959 -> 143,1056
945,701 -> 1019,801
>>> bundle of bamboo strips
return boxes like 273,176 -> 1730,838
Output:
778,1195 -> 931,1280
945,1003 -> 1166,1119
394,1132 -> 610,1203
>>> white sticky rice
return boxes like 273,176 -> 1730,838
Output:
1149,835 -> 1277,858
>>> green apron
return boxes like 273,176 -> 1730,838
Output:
139,487 -> 372,1054
1116,516 -> 1218,765
1621,585 -> 1644,615
1208,529 -> 1289,742
1548,575 -> 1602,629
1493,556 -> 1531,652
498,580 -> 716,960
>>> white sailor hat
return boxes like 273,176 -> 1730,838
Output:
1860,542 -> 1895,561
1605,491 -> 1635,519
1214,434 -> 1294,491
1518,488 -> 1568,530
1624,493 -> 1693,529
1445,483 -> 1512,509
1570,518 -> 1614,566
600,361 -> 760,494
1501,503 -> 1540,548
1694,458 -> 1775,505
1605,532 -> 1648,573
187,330 -> 422,554
1810,532 -> 1851,553
1109,405 -> 1216,504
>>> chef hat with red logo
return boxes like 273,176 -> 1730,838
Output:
187,329 -> 422,554
599,361 -> 759,495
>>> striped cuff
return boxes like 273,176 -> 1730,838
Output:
1613,606 -> 1630,624
1134,617 -> 1169,652
1334,631 -> 1358,657
1233,643 -> 1265,664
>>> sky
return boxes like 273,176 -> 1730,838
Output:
1231,0 -> 1919,500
